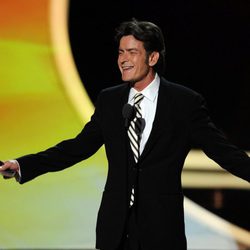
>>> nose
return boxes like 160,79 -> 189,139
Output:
119,52 -> 129,64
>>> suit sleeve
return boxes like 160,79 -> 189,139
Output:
17,93 -> 104,184
188,94 -> 250,182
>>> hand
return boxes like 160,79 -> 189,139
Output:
0,160 -> 20,179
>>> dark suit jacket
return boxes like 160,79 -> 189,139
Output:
17,78 -> 250,250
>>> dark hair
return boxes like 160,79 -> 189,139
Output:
115,18 -> 166,75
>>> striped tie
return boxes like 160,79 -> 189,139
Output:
128,93 -> 144,207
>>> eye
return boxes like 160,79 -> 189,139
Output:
129,49 -> 139,55
118,50 -> 124,55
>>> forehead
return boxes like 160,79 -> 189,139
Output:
119,35 -> 145,50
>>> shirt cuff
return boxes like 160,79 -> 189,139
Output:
9,159 -> 21,182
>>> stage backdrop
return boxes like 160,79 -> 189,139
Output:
0,0 -> 106,248
1,1 -> 249,249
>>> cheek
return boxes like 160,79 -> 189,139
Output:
117,59 -> 122,71
137,60 -> 149,73
136,56 -> 147,66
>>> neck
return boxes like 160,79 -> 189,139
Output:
132,71 -> 156,92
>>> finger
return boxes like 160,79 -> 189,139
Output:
3,175 -> 14,179
0,162 -> 11,171
0,168 -> 16,178
1,161 -> 18,171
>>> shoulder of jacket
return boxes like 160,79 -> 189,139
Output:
93,83 -> 129,107
160,77 -> 202,99
99,83 -> 128,96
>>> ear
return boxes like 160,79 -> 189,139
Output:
148,51 -> 160,67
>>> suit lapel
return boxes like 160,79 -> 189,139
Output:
119,83 -> 131,126
139,79 -> 172,162
117,82 -> 131,146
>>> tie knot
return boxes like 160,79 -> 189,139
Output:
134,93 -> 144,105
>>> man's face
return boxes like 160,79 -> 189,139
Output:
118,35 -> 150,84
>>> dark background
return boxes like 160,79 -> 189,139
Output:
68,0 -> 250,150
68,0 -> 250,231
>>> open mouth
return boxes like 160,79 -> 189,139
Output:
122,66 -> 134,71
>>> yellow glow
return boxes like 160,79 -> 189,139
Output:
50,0 -> 94,123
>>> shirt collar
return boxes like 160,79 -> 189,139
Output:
128,73 -> 160,103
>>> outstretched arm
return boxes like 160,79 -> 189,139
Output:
189,93 -> 250,183
1,92 -> 105,184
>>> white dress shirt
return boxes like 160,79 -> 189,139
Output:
128,73 -> 160,155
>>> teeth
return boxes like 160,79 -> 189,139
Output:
123,66 -> 132,70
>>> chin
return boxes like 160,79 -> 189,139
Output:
122,72 -> 133,80
122,76 -> 132,82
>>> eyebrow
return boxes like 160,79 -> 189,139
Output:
118,48 -> 139,52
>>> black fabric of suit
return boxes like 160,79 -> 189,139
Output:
17,78 -> 250,250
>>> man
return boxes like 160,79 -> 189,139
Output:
1,18 -> 250,250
